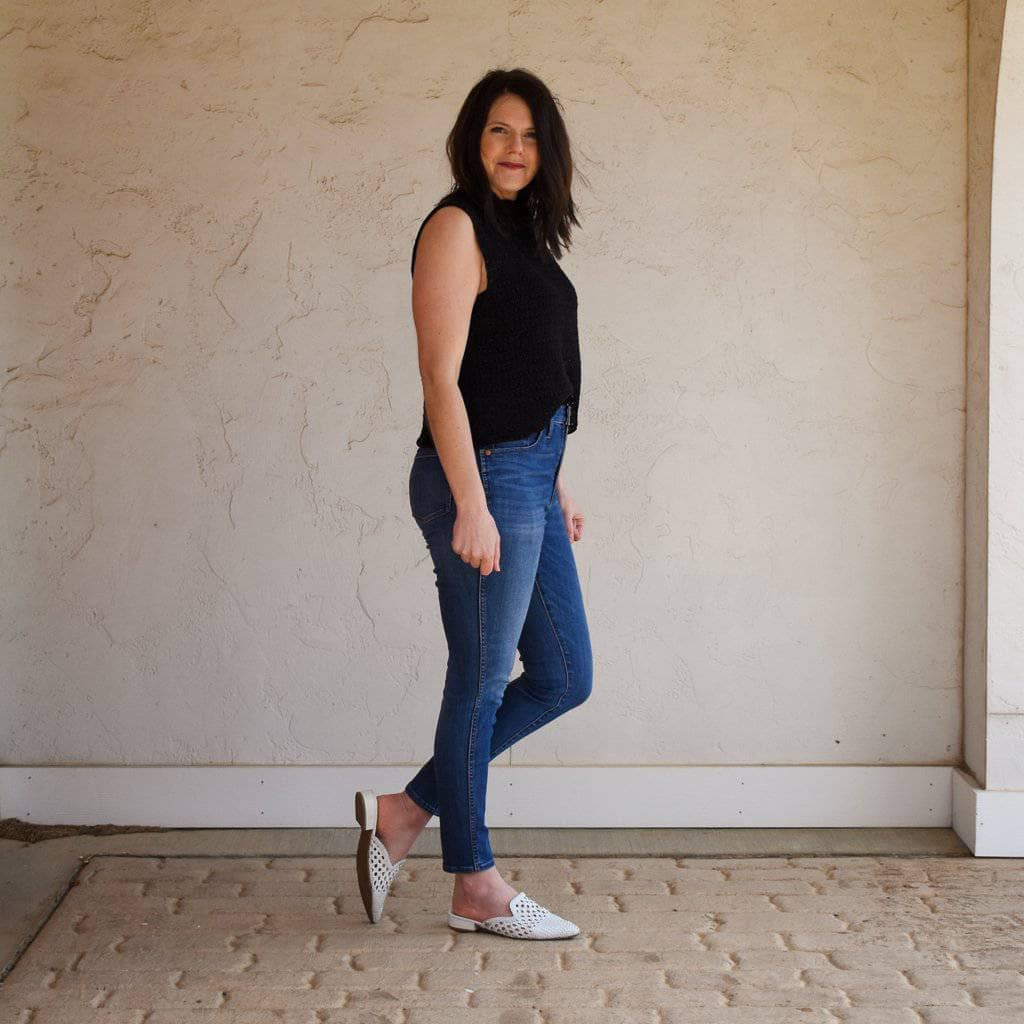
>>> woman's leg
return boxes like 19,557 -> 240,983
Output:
404,415 -> 572,874
404,490 -> 593,817
403,404 -> 591,864
410,506 -> 545,873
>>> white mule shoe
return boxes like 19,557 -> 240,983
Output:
447,891 -> 581,939
355,789 -> 405,923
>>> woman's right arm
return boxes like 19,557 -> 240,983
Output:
411,206 -> 501,575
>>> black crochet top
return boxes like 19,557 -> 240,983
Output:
410,186 -> 580,449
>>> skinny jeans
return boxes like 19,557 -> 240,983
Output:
404,401 -> 593,873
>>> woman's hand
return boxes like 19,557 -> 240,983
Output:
452,505 -> 501,575
556,483 -> 585,543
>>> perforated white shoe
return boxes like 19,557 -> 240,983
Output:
447,891 -> 581,939
354,789 -> 405,924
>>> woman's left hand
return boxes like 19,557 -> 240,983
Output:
557,486 -> 585,543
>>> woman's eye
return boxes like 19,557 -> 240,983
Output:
491,127 -> 536,139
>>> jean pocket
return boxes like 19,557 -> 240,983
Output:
409,455 -> 453,524
481,427 -> 546,454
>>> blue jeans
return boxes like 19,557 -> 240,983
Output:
404,401 -> 593,873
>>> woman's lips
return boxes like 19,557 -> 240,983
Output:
499,162 -> 524,169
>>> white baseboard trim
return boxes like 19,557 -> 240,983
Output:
952,767 -> 1024,856
1,765 -> 954,830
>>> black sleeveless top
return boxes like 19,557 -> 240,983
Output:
410,186 -> 580,449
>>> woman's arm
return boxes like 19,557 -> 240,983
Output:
411,206 -> 488,514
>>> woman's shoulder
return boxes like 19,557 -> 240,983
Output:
410,189 -> 484,276
417,188 -> 485,236
431,187 -> 484,223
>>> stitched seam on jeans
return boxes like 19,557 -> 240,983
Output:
465,459 -> 489,873
501,575 -> 573,750
468,567 -> 485,871
485,430 -> 544,453
547,421 -> 568,507
445,859 -> 494,873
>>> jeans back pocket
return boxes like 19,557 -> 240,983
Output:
409,452 -> 453,525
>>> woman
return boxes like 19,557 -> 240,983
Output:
356,68 -> 593,941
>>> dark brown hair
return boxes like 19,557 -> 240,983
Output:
443,68 -> 586,261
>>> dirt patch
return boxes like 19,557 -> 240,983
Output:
0,818 -> 178,844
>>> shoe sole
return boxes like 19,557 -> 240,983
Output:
447,911 -> 580,939
447,912 -> 484,932
354,789 -> 378,923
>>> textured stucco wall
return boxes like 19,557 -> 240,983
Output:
2,1 -> 967,772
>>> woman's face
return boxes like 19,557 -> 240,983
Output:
479,93 -> 539,200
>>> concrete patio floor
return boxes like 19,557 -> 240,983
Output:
1,826 -> 1023,1023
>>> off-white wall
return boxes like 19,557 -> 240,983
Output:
964,0 -> 1007,787
952,0 -> 1024,855
985,0 -> 1024,790
2,3 -> 969,786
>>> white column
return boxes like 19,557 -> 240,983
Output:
955,0 -> 1024,854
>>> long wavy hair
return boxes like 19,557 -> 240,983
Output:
443,68 -> 585,261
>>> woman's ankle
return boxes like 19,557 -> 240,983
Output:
397,790 -> 432,825
378,791 -> 430,837
453,865 -> 504,892
452,869 -> 517,916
